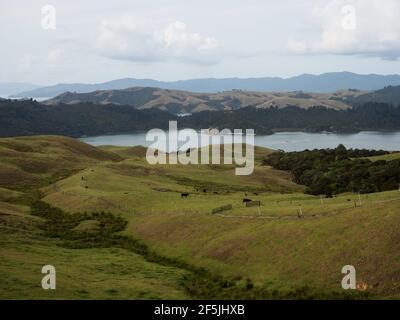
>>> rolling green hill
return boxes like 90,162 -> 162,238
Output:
0,135 -> 122,191
0,205 -> 189,299
1,136 -> 400,299
366,152 -> 400,162
44,86 -> 357,113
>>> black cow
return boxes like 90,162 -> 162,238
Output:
242,198 -> 252,203
181,192 -> 189,198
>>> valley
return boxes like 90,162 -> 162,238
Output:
1,136 -> 399,299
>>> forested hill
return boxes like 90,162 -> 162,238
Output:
0,99 -> 400,137
346,85 -> 400,106
0,99 -> 176,137
180,103 -> 400,133
263,145 -> 400,195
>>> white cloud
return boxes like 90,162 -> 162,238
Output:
160,21 -> 218,51
17,54 -> 33,72
287,0 -> 400,60
48,48 -> 63,65
96,17 -> 219,64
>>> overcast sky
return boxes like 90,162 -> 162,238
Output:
1,0 -> 400,85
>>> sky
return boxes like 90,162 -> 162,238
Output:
1,0 -> 400,85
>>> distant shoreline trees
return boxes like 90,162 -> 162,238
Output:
0,99 -> 400,137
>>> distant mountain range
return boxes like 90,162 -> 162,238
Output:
9,72 -> 400,98
0,82 -> 41,96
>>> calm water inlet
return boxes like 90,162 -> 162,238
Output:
80,131 -> 400,152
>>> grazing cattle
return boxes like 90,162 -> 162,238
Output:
253,192 -> 259,196
85,186 -> 88,189
203,189 -> 207,193
242,198 -> 252,203
181,192 -> 189,198
81,176 -> 84,180
213,191 -> 219,195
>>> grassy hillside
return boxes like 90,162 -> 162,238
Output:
0,135 -> 122,191
44,87 -> 357,114
366,152 -> 400,162
127,191 -> 400,296
40,145 -> 302,215
0,204 -> 189,299
1,136 -> 399,299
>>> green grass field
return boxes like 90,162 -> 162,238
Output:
0,231 -> 189,299
1,136 -> 399,299
366,152 -> 400,162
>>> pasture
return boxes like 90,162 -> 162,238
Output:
1,136 -> 400,299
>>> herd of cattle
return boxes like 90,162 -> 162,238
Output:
180,189 -> 261,209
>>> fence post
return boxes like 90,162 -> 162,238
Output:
298,205 -> 303,218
